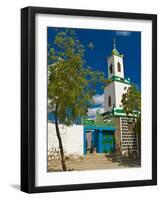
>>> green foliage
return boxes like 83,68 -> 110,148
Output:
121,84 -> 141,117
95,111 -> 104,124
48,29 -> 105,126
121,84 -> 141,158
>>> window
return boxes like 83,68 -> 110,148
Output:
108,96 -> 111,107
109,64 -> 113,73
117,62 -> 121,72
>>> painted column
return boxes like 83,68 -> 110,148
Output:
92,131 -> 95,147
97,130 -> 103,153
91,130 -> 97,153
83,128 -> 86,155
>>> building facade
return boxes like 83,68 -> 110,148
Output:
104,41 -> 131,112
103,42 -> 138,156
48,41 -> 139,159
48,116 -> 116,159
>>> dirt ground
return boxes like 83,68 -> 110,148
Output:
48,153 -> 140,172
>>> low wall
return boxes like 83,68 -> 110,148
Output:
48,123 -> 84,160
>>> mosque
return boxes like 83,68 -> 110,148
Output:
48,41 -> 138,160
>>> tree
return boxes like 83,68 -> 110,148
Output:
95,110 -> 104,125
121,84 -> 141,158
48,29 -> 105,171
121,84 -> 141,115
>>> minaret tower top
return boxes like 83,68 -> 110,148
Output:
107,39 -> 124,79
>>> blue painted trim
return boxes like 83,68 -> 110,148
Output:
83,126 -> 115,155
85,129 -> 95,132
92,131 -> 96,147
84,125 -> 115,131
98,130 -> 103,153
83,129 -> 86,155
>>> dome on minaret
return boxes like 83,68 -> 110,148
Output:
111,39 -> 123,57
107,39 -> 125,80
112,48 -> 119,56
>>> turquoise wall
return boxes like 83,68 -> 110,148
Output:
84,126 -> 115,155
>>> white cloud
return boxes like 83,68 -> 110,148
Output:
93,94 -> 104,105
87,93 -> 104,117
116,31 -> 131,36
87,107 -> 104,117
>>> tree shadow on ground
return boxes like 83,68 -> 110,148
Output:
105,153 -> 141,167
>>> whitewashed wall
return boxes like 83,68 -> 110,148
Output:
104,81 -> 130,112
48,123 -> 84,156
66,125 -> 84,155
104,82 -> 115,112
108,55 -> 124,79
114,81 -> 130,108
108,55 -> 114,79
113,55 -> 124,78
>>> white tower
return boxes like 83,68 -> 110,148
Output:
108,39 -> 124,79
104,40 -> 131,112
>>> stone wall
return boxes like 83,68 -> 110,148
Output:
120,117 -> 138,156
113,116 -> 138,156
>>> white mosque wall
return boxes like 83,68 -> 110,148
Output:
48,123 -> 84,156
108,55 -> 124,79
104,81 -> 115,112
108,55 -> 114,79
113,55 -> 124,78
114,81 -> 130,108
104,81 -> 131,112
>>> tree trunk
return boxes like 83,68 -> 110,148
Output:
55,106 -> 67,171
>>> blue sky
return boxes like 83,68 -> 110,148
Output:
48,27 -> 141,118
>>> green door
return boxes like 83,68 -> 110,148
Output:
102,133 -> 114,153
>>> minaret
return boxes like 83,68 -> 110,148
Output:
104,40 -> 131,112
108,39 -> 124,79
